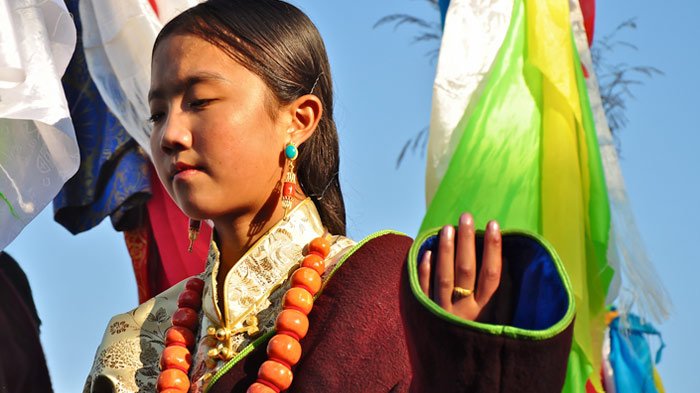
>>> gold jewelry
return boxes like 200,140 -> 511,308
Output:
453,286 -> 473,298
281,141 -> 298,218
187,219 -> 201,252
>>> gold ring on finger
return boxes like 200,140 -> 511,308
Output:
453,286 -> 473,298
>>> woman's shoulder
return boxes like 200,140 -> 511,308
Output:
83,277 -> 197,393
323,230 -> 413,296
329,230 -> 413,275
105,276 -> 193,333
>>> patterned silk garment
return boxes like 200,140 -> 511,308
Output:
84,198 -> 356,393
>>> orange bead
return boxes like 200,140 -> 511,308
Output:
172,307 -> 199,331
308,237 -> 331,258
160,345 -> 192,373
247,382 -> 277,393
282,181 -> 295,197
282,287 -> 313,315
165,326 -> 195,349
301,254 -> 325,276
156,368 -> 190,391
275,309 -> 308,340
290,267 -> 321,295
267,334 -> 302,367
258,360 -> 293,391
165,326 -> 196,349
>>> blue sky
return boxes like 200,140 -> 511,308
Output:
5,1 -> 699,392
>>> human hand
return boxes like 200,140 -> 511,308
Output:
418,213 -> 502,321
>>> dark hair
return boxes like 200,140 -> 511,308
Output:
154,0 -> 346,235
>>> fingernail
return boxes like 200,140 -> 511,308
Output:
422,250 -> 432,264
459,213 -> 473,227
442,225 -> 454,240
488,220 -> 500,232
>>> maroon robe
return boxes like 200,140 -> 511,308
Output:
208,232 -> 574,393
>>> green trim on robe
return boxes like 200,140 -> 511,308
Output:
407,227 -> 575,340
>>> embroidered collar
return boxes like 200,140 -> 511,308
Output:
201,198 -> 329,328
189,199 -> 354,388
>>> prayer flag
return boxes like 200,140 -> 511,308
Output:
425,0 -> 513,205
421,0 -> 613,390
570,0 -> 670,322
78,0 -> 204,154
0,0 -> 79,249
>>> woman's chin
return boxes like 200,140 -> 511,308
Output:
172,197 -> 218,221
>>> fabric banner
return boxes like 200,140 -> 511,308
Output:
425,0 -> 513,204
421,0 -> 613,390
55,0 -> 152,235
607,313 -> 665,393
569,0 -> 671,322
78,0 -> 203,155
438,0 -> 451,26
0,0 -> 78,249
146,164 -> 210,296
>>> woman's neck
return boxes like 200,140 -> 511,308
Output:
213,206 -> 285,274
211,194 -> 306,311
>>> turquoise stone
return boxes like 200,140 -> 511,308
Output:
285,144 -> 298,160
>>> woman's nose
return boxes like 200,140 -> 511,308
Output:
158,112 -> 192,154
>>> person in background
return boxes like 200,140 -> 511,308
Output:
0,251 -> 53,392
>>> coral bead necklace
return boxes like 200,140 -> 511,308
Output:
158,277 -> 204,392
156,236 -> 332,393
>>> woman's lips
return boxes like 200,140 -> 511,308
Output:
172,162 -> 204,180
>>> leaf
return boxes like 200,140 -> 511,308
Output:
155,307 -> 169,323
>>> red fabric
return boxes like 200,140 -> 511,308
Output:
580,0 -> 596,45
586,379 -> 598,393
123,220 -> 153,303
146,165 -> 210,294
148,0 -> 159,16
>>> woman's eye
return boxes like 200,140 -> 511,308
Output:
148,113 -> 164,124
189,99 -> 213,109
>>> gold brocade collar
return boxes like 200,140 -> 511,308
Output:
202,198 -> 330,328
190,199 -> 355,388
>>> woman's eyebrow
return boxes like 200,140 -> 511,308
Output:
148,71 -> 229,102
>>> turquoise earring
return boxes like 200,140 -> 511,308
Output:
281,142 -> 298,217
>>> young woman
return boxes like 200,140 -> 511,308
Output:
85,1 -> 575,392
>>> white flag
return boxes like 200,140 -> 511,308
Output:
0,0 -> 79,249
79,0 -> 204,155
425,0 -> 513,204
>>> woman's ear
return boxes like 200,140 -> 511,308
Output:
287,94 -> 323,144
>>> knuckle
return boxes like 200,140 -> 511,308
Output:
483,267 -> 501,281
437,277 -> 453,289
456,265 -> 474,277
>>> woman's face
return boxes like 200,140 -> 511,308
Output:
149,34 -> 289,221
